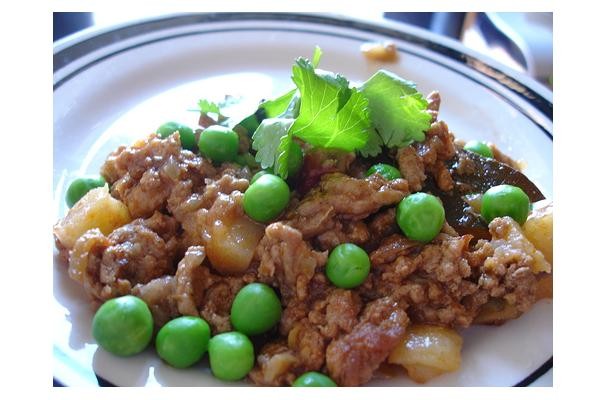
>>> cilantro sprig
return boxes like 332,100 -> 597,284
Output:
289,58 -> 371,152
360,70 -> 431,148
200,47 -> 432,179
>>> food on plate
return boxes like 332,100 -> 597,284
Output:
396,193 -> 445,243
230,283 -> 282,335
209,331 -> 255,381
292,371 -> 337,387
54,185 -> 131,250
366,163 -> 402,180
360,41 -> 399,62
92,295 -> 154,357
53,47 -> 552,386
522,200 -> 553,264
387,324 -> 463,383
65,176 -> 107,207
243,174 -> 291,222
325,243 -> 371,289
481,184 -> 531,225
463,140 -> 494,159
157,121 -> 197,151
155,316 -> 211,368
198,125 -> 240,162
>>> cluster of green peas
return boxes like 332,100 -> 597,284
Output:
92,284 -> 336,386
73,125 -> 530,386
367,140 -> 531,235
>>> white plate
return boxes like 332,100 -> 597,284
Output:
53,13 -> 553,387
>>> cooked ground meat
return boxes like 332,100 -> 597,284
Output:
325,297 -> 409,386
472,216 -> 549,312
173,246 -> 210,316
248,341 -> 300,386
101,133 -> 215,218
415,121 -> 456,191
286,172 -> 409,239
308,288 -> 363,339
131,276 -> 179,327
396,146 -> 426,192
102,212 -> 179,283
363,233 -> 479,327
67,212 -> 179,303
315,220 -> 370,251
256,222 -> 328,303
130,244 -> 256,333
168,172 -> 250,249
296,148 -> 356,194
55,96 -> 551,386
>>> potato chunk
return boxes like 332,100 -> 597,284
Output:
522,200 -> 553,264
206,213 -> 265,275
53,186 -> 131,249
388,324 -> 463,383
489,216 -> 551,274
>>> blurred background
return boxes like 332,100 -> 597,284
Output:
53,12 -> 552,88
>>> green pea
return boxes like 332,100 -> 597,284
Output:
287,141 -> 304,177
243,174 -> 290,222
92,295 -> 153,357
325,243 -> 370,289
198,125 -> 239,163
396,193 -> 445,243
234,152 -> 258,169
463,140 -> 493,158
292,371 -> 337,387
157,121 -> 196,151
208,332 -> 255,381
230,283 -> 282,335
481,184 -> 530,225
155,316 -> 211,368
251,170 -> 270,184
65,176 -> 106,207
366,163 -> 402,181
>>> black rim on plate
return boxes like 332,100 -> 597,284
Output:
53,12 -> 553,388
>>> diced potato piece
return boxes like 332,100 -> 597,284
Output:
206,213 -> 265,275
489,216 -> 551,274
388,324 -> 463,383
53,185 -> 131,249
261,351 -> 298,384
474,298 -> 521,325
522,200 -> 553,264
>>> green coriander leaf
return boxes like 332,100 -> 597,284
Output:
251,118 -> 295,171
198,99 -> 221,115
260,89 -> 297,118
238,46 -> 323,129
358,128 -> 383,157
315,69 -> 351,111
275,134 -> 294,179
360,70 -> 431,148
196,98 -> 231,126
289,58 -> 371,152
311,45 -> 323,68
